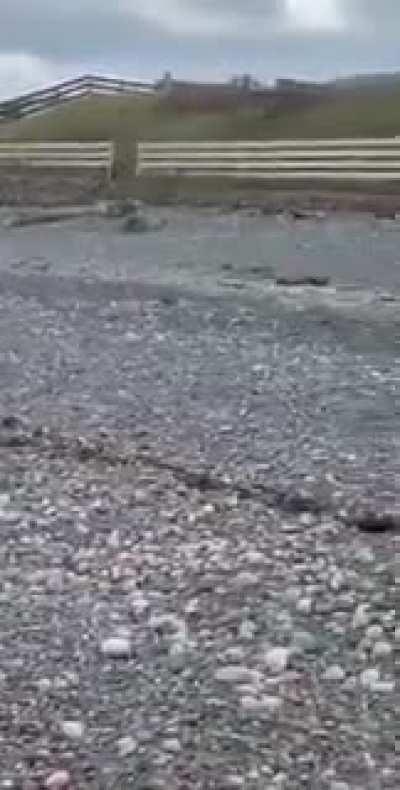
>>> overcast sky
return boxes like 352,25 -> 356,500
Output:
0,1 -> 399,100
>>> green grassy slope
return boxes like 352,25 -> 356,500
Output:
2,87 -> 400,141
2,88 -> 400,196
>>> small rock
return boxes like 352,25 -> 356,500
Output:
369,680 -> 395,693
354,546 -> 375,563
296,597 -> 313,615
240,694 -> 282,714
291,630 -> 317,653
122,212 -> 165,233
37,677 -> 52,693
352,604 -> 370,629
330,570 -> 346,592
235,571 -> 259,588
101,637 -> 132,659
129,591 -> 150,617
323,665 -> 346,681
162,737 -> 181,753
353,508 -> 399,533
276,275 -> 330,287
220,776 -> 245,789
285,586 -> 301,603
61,720 -> 85,740
46,569 -> 64,593
46,771 -> 71,789
330,782 -> 350,790
239,619 -> 256,640
118,735 -> 138,757
372,640 -> 392,659
360,668 -> 380,689
366,624 -> 384,641
215,665 -> 259,684
264,647 -> 290,674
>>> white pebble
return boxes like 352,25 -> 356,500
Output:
129,592 -> 150,617
240,694 -> 282,714
162,737 -> 181,753
118,735 -> 138,757
264,647 -> 290,674
366,624 -> 384,641
323,665 -> 346,681
360,668 -> 380,689
215,665 -> 259,684
354,546 -> 375,563
330,570 -> 346,592
369,680 -> 395,694
101,637 -> 131,659
296,597 -> 313,615
372,640 -> 392,659
239,619 -> 256,640
235,571 -> 259,588
352,603 -> 370,628
46,771 -> 71,789
61,720 -> 84,740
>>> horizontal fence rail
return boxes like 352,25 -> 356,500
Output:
137,139 -> 400,181
0,75 -> 155,122
0,142 -> 114,179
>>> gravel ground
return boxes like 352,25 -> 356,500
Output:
0,209 -> 398,789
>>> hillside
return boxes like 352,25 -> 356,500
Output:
2,86 -> 400,198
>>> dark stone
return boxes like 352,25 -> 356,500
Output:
352,509 -> 400,533
289,208 -> 326,220
2,414 -> 23,430
276,275 -> 330,287
374,209 -> 396,220
122,212 -> 166,233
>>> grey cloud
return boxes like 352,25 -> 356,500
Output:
0,1 -> 399,85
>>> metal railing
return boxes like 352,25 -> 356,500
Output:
137,139 -> 400,181
0,141 -> 115,179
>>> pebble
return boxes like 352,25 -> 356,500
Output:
330,570 -> 346,592
366,624 -> 384,641
354,546 -> 375,563
372,640 -> 392,659
330,782 -> 350,790
101,637 -> 132,659
360,668 -> 380,688
240,694 -> 282,714
369,680 -> 395,693
45,771 -> 71,789
118,735 -> 138,757
129,591 -> 150,617
162,737 -> 181,753
239,619 -> 256,639
221,776 -> 245,789
61,720 -> 85,740
235,571 -> 259,588
291,629 -> 317,653
264,647 -> 290,673
296,597 -> 313,614
323,664 -> 346,681
285,586 -> 302,603
352,603 -> 370,628
215,665 -> 259,684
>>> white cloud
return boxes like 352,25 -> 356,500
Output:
286,0 -> 346,31
126,0 -> 346,37
0,53 -> 69,100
